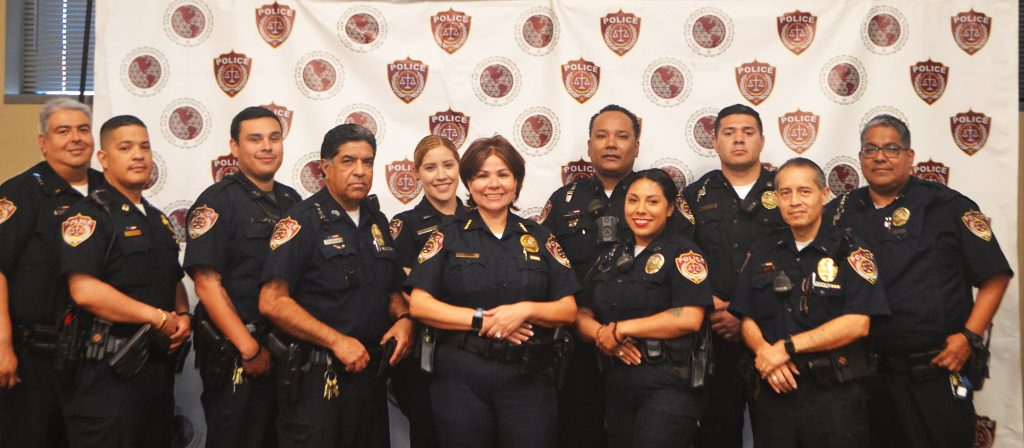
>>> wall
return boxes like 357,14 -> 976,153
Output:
0,3 -> 43,180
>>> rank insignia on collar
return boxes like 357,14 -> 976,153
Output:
121,204 -> 131,213
761,190 -> 777,210
676,196 -> 694,224
188,205 -> 219,239
645,253 -> 665,274
817,257 -> 838,282
418,231 -> 444,264
847,248 -> 878,284
521,234 -> 539,253
538,200 -> 552,224
676,251 -> 708,284
757,261 -> 775,273
0,198 -> 16,224
961,210 -> 991,241
892,207 -> 910,227
546,235 -> 572,268
389,218 -> 403,240
270,217 -> 301,250
62,213 -> 97,247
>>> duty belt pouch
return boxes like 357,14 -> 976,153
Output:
519,340 -> 555,380
85,319 -> 112,362
195,319 -> 237,391
832,342 -> 872,384
420,326 -> 437,374
108,324 -> 153,379
28,325 -> 59,354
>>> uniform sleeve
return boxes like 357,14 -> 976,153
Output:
59,206 -> 111,278
380,217 -> 407,293
728,251 -> 756,319
0,180 -> 38,275
674,190 -> 696,241
948,197 -> 1013,285
668,244 -> 713,308
402,231 -> 447,299
538,231 -> 582,301
839,244 -> 890,317
182,189 -> 230,275
389,216 -> 418,270
259,215 -> 314,289
538,191 -> 558,232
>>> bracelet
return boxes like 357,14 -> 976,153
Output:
595,325 -> 607,342
611,322 -> 624,344
155,310 -> 168,333
396,312 -> 412,322
242,344 -> 263,363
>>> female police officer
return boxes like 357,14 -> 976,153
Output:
388,135 -> 469,448
405,135 -> 579,448
576,169 -> 713,448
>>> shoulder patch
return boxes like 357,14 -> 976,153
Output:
546,235 -> 572,268
0,198 -> 16,224
538,200 -> 552,224
675,196 -> 694,224
270,217 -> 302,250
961,210 -> 992,241
389,218 -> 404,240
846,247 -> 878,284
62,213 -> 97,247
188,205 -> 219,239
675,250 -> 708,284
418,231 -> 444,264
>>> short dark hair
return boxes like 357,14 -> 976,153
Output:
624,168 -> 679,205
588,104 -> 641,139
459,134 -> 525,209
860,114 -> 911,149
320,123 -> 377,161
714,103 -> 762,135
776,157 -> 826,190
99,115 -> 147,149
230,106 -> 281,142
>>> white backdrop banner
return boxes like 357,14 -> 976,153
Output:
93,1 -> 1020,446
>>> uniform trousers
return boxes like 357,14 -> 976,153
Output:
557,345 -> 606,448
754,378 -> 869,448
390,354 -> 438,448
604,361 -> 703,448
0,346 -> 68,448
694,336 -> 749,448
869,367 -> 975,448
200,372 -> 278,448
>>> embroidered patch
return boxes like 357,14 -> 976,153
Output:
675,250 -> 708,284
62,213 -> 97,247
676,196 -> 694,224
418,231 -> 444,264
546,235 -> 571,268
846,247 -> 878,284
188,205 -> 219,239
0,198 -> 16,224
270,217 -> 301,250
961,210 -> 991,241
538,200 -> 552,224
761,190 -> 777,210
389,218 -> 403,240
645,253 -> 665,274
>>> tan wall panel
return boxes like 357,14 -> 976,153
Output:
0,3 -> 45,180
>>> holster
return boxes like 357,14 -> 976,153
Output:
194,319 -> 239,391
107,324 -> 153,379
420,326 -> 437,374
53,308 -> 84,386
965,348 -> 990,391
687,325 -> 714,389
267,332 -> 307,403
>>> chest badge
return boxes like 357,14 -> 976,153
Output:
961,211 -> 992,241
418,231 -> 444,264
817,257 -> 838,282
761,190 -> 778,210
521,234 -> 540,253
371,224 -> 388,251
388,218 -> 403,240
891,207 -> 910,227
270,217 -> 301,250
546,235 -> 572,268
675,251 -> 708,284
645,253 -> 665,274
62,213 -> 97,247
0,198 -> 16,224
188,205 -> 219,239
847,247 -> 878,284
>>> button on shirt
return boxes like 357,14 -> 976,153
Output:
389,196 -> 468,270
183,174 -> 300,323
827,177 -> 1013,353
260,189 -> 404,347
731,227 -> 889,344
0,162 -> 105,326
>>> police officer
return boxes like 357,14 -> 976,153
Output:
184,106 -> 300,448
682,104 -> 787,448
388,135 -> 468,448
732,158 -> 889,448
60,115 -> 191,447
828,115 -> 1012,448
540,104 -> 639,448
405,135 -> 579,448
576,169 -> 713,448
0,98 -> 104,448
258,123 -> 413,448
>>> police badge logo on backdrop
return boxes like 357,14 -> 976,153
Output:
430,109 -> 470,149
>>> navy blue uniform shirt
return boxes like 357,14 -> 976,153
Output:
389,196 -> 468,270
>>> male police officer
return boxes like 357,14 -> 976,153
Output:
541,104 -> 641,448
682,104 -> 787,448
0,98 -> 104,448
258,124 -> 413,448
732,158 -> 888,448
184,106 -> 301,448
828,115 -> 1012,448
60,115 -> 191,447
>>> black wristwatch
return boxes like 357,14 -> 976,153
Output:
471,308 -> 484,331
784,337 -> 797,356
959,328 -> 984,352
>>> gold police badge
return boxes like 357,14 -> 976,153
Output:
645,253 -> 665,274
892,207 -> 910,227
761,190 -> 777,210
817,257 -> 838,282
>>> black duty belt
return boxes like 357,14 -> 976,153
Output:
877,349 -> 946,381
13,324 -> 59,354
306,346 -> 384,367
438,331 -> 549,363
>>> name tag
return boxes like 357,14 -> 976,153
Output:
698,203 -> 718,212
416,225 -> 438,236
124,229 -> 142,237
528,255 -> 542,261
323,235 -> 344,245
455,252 -> 480,259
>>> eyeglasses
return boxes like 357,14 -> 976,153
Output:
859,144 -> 907,159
